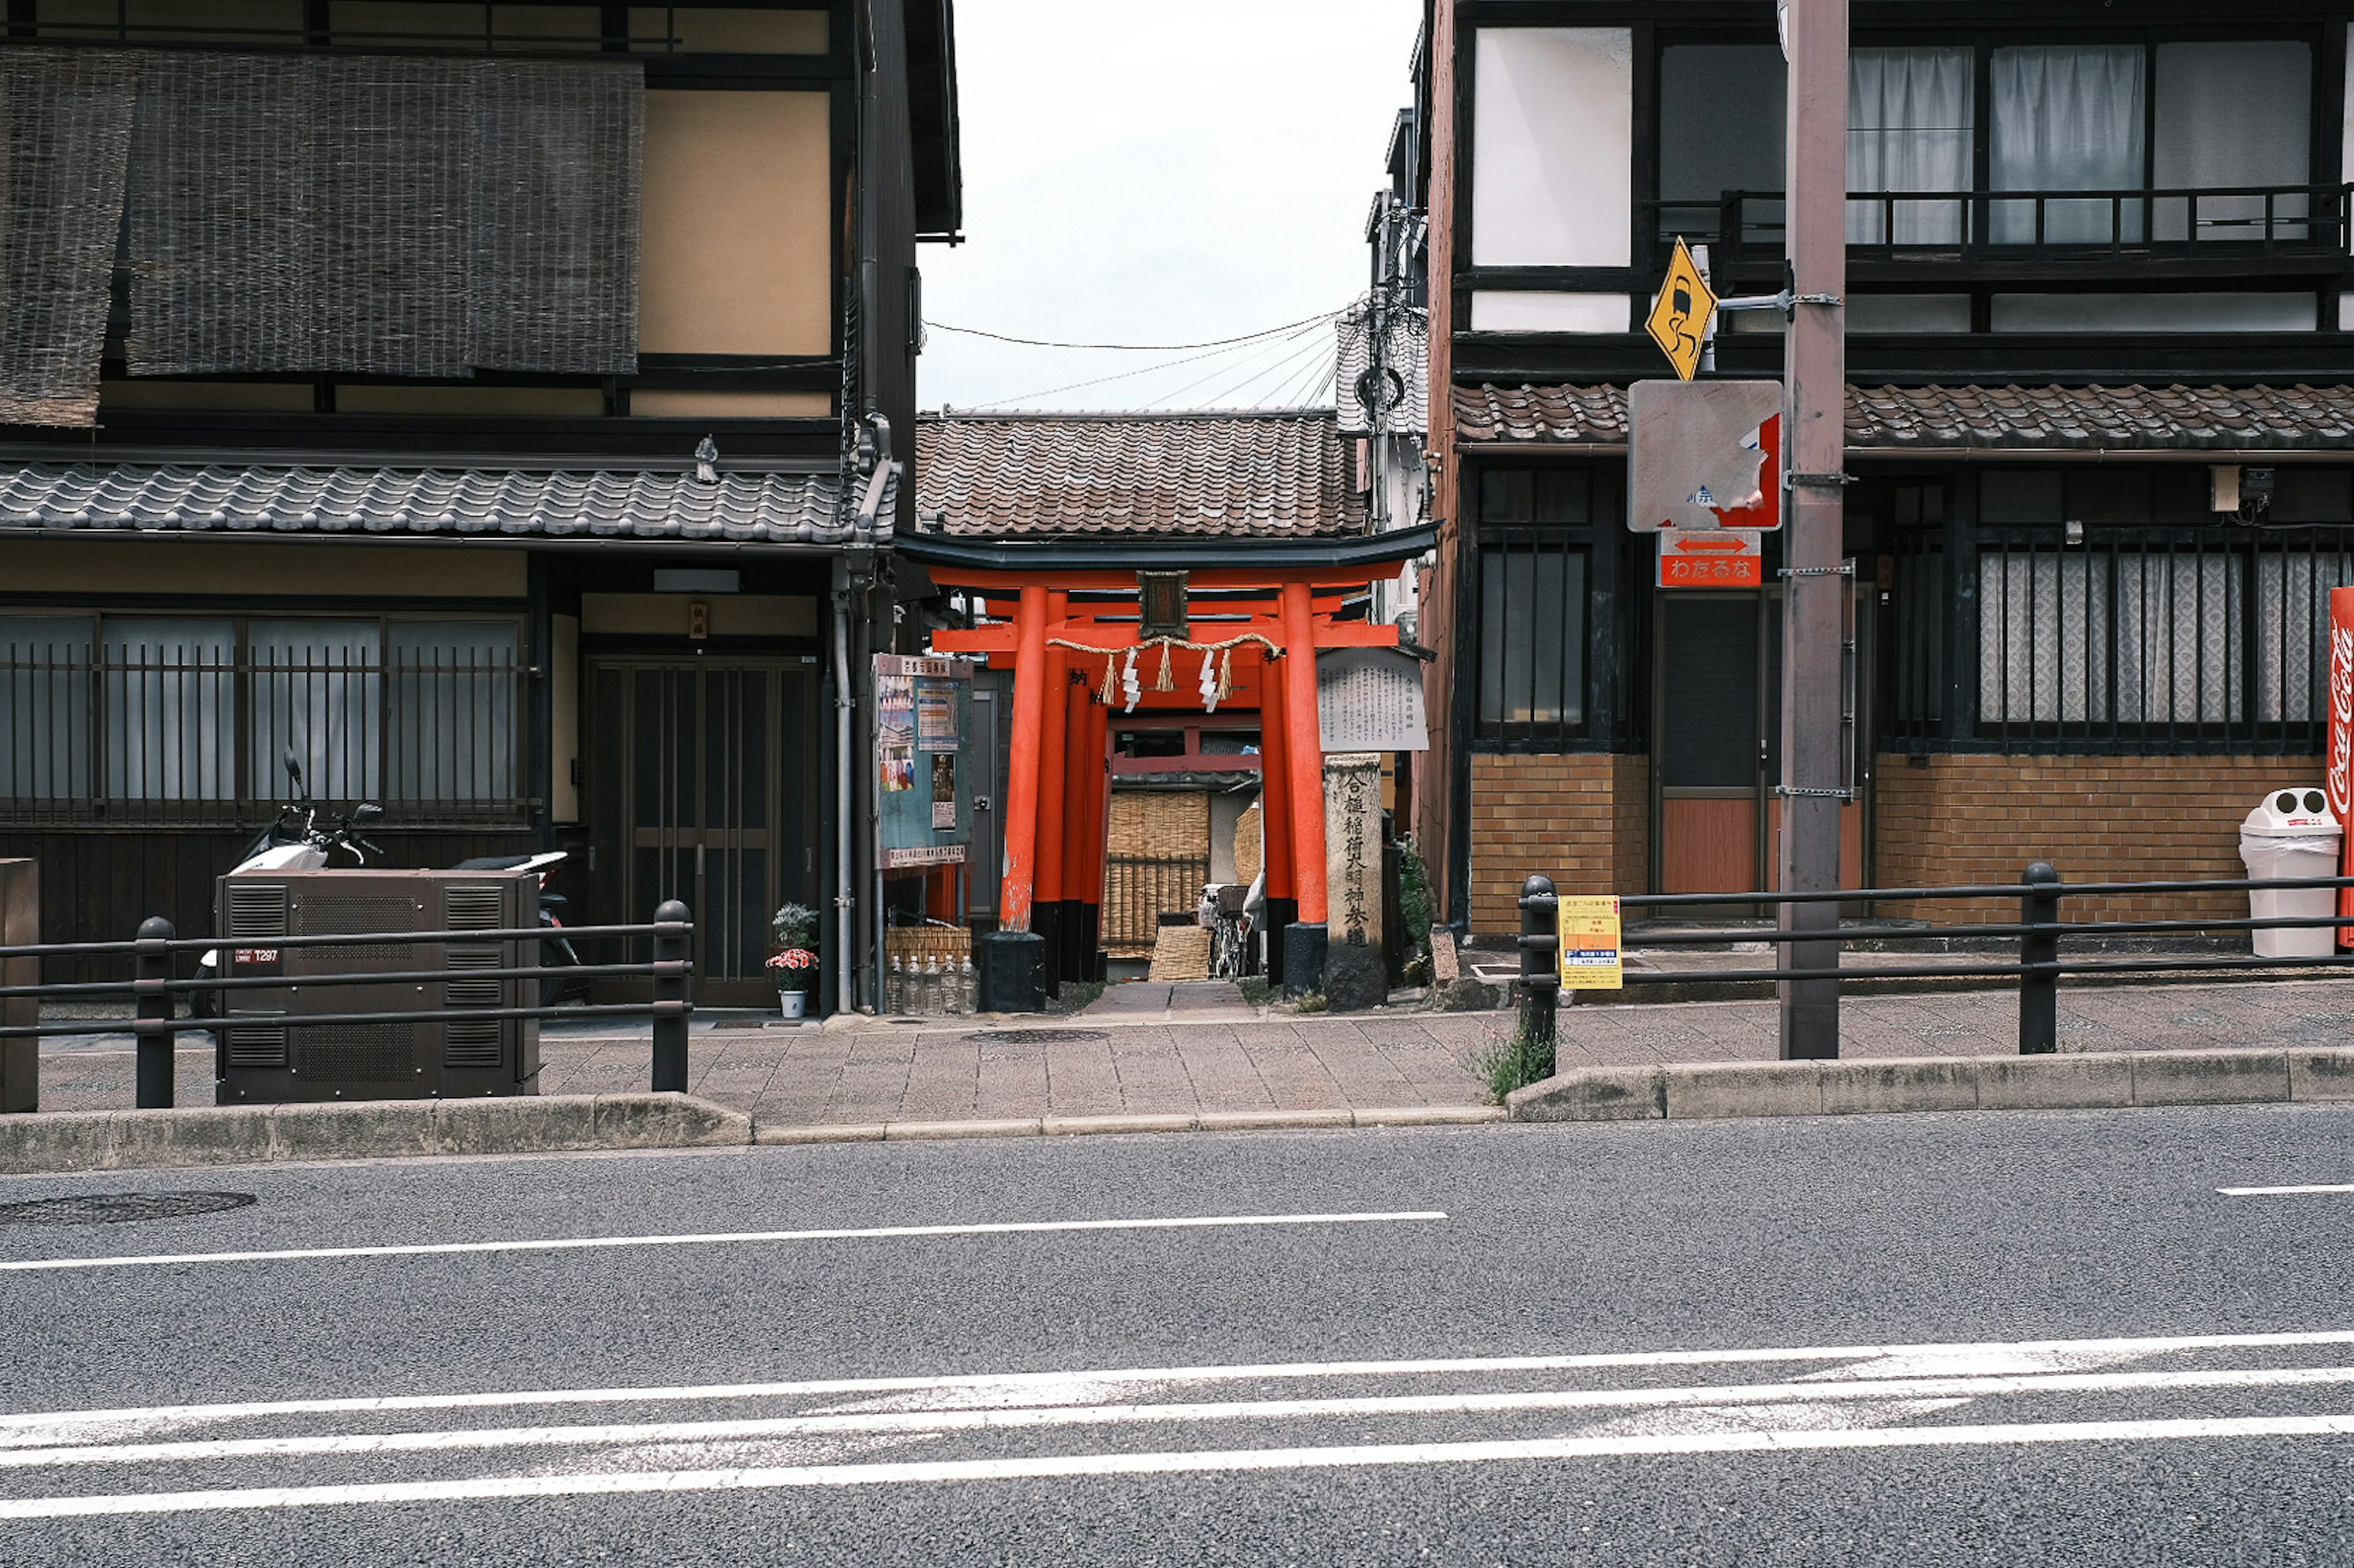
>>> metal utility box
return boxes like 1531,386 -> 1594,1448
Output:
213,869 -> 540,1105
1,859 -> 36,1113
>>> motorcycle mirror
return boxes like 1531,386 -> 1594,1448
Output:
352,803 -> 384,824
281,747 -> 303,781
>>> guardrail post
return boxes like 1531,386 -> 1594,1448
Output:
1516,875 -> 1560,1078
2019,862 -> 2062,1055
133,916 -> 175,1109
651,899 -> 691,1094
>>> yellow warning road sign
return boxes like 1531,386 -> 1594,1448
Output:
1644,237 -> 1716,382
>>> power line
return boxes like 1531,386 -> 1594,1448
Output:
1188,330 -> 1334,410
1139,319 -> 1331,410
973,313 -> 1338,407
929,312 -> 1337,352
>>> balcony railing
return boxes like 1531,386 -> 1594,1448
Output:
1656,183 -> 2354,275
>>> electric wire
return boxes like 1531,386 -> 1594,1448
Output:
1189,330 -> 1334,410
1274,347 -> 1341,409
928,313 -> 1336,351
1138,318 -> 1333,410
977,311 -> 1339,408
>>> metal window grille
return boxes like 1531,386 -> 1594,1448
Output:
0,616 -> 527,826
1475,540 -> 1589,743
1889,525 -> 2354,754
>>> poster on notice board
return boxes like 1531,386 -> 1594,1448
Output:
876,654 -> 972,869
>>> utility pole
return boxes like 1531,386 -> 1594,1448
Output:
1777,0 -> 1848,1059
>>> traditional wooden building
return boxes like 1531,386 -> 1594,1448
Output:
1395,1 -> 2354,935
0,3 -> 960,1010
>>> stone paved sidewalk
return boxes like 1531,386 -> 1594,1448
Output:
29,975 -> 2354,1124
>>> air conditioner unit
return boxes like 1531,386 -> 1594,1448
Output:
213,869 -> 541,1105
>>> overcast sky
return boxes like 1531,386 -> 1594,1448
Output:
917,0 -> 1425,413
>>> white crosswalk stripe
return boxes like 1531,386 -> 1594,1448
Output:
2,1328 -> 2348,1518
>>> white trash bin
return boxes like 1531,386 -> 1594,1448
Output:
2238,788 -> 2343,959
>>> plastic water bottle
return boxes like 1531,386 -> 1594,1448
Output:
886,955 -> 905,1014
921,955 -> 942,1014
958,956 -> 977,1014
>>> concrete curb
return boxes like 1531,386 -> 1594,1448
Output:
747,1105 -> 1508,1146
0,1093 -> 752,1176
1505,1047 -> 2354,1124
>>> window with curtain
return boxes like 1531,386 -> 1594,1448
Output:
249,619 -> 383,802
1847,48 -> 1973,244
1967,477 -> 2354,745
0,612 -> 523,823
1990,46 -> 2147,243
103,617 -> 238,802
388,622 -> 520,803
0,615 -> 94,802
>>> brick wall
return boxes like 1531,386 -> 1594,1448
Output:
1466,752 -> 1648,934
1873,753 -> 2324,923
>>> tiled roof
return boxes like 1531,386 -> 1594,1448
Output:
1455,382 -> 2354,451
914,410 -> 1362,538
0,463 -> 866,542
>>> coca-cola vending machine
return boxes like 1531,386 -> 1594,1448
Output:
2328,587 -> 2354,946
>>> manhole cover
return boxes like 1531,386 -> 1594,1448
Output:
0,1191 -> 258,1227
967,1029 -> 1109,1045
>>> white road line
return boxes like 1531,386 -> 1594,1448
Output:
9,1366 -> 2354,1471
6,1414 -> 2353,1518
2219,1184 -> 2354,1196
4,1330 -> 2348,1437
0,1209 -> 1446,1275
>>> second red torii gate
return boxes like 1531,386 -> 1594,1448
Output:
928,565 -> 1404,947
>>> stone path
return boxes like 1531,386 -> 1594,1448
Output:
28,975 -> 2354,1124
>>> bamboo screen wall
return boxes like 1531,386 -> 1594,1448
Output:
0,51 -> 137,427
0,45 -> 642,425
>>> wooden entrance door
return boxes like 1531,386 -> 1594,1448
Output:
585,659 -> 813,1005
1654,590 -> 1870,897
1656,595 -> 1768,894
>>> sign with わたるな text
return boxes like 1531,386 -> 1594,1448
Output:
1556,896 -> 1623,991
1658,529 -> 1763,588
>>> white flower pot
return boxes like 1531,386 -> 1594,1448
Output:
778,988 -> 807,1020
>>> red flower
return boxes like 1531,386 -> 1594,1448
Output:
766,948 -> 818,970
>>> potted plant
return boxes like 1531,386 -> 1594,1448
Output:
768,903 -> 820,1019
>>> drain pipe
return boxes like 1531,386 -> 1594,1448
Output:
831,558 -> 856,1018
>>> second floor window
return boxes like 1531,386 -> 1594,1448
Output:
1663,36 -> 2315,250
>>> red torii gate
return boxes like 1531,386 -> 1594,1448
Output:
928,566 -> 1404,962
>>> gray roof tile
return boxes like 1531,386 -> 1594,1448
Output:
915,409 -> 1362,538
1454,382 -> 2354,451
0,463 -> 864,542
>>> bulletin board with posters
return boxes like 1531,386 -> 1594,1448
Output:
876,654 -> 972,869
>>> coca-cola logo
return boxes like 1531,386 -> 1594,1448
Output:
2329,622 -> 2354,820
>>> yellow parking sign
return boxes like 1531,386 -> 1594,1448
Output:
1644,238 -> 1716,382
1557,896 -> 1623,991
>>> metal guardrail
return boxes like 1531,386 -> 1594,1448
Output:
1515,867 -> 2354,1058
0,901 -> 694,1108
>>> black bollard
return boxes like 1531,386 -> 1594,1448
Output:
133,916 -> 175,1109
1516,875 -> 1560,1081
2018,862 -> 2062,1055
652,899 -> 692,1092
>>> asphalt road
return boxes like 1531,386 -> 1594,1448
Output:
0,1104 -> 2349,1565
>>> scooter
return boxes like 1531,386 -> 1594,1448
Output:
192,752 -> 587,1024
451,849 -> 588,1007
189,750 -> 385,1032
